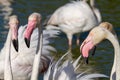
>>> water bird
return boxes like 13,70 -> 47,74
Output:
80,22 -> 120,80
45,0 -> 101,59
4,15 -> 19,80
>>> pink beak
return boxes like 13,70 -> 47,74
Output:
80,36 -> 95,64
10,24 -> 18,52
24,20 -> 36,48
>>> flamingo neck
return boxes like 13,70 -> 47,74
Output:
90,0 -> 101,23
90,0 -> 95,7
4,29 -> 13,80
35,24 -> 42,54
106,30 -> 120,80
30,24 -> 43,80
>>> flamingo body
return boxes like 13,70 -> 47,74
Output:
44,51 -> 108,80
0,25 -> 59,80
46,0 -> 101,53
48,1 -> 99,32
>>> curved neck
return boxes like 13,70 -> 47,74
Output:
90,0 -> 95,7
106,30 -> 120,80
4,29 -> 13,80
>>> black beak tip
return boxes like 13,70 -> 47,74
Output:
16,48 -> 18,52
24,38 -> 30,48
83,57 -> 89,64
12,39 -> 18,52
91,46 -> 97,56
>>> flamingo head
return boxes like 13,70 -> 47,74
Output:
24,12 -> 41,48
80,22 -> 113,64
9,15 -> 19,52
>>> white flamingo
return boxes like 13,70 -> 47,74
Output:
4,15 -> 19,80
23,12 -> 43,80
0,15 -> 60,80
80,22 -> 120,80
44,50 -> 108,80
46,0 -> 101,58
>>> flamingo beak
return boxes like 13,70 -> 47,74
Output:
84,57 -> 89,64
24,20 -> 36,48
11,25 -> 19,52
12,39 -> 18,52
80,36 -> 95,64
9,15 -> 19,52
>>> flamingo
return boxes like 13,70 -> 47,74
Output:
0,15 -> 60,80
4,15 -> 19,80
80,22 -> 120,80
45,0 -> 101,59
23,12 -> 43,80
44,50 -> 108,80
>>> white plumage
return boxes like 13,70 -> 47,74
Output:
46,0 -> 101,53
0,24 -> 60,80
44,51 -> 108,80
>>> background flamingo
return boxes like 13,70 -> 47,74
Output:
45,0 -> 101,59
80,22 -> 120,80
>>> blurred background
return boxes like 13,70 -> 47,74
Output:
0,0 -> 120,80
